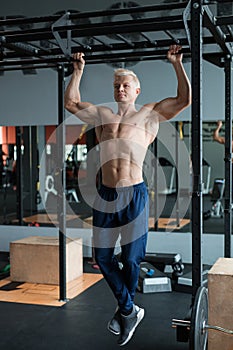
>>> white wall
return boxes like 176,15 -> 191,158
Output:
0,69 -> 58,126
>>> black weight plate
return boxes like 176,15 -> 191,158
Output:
189,286 -> 208,350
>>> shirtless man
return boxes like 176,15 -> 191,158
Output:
64,45 -> 191,346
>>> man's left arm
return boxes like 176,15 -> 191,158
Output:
145,45 -> 191,121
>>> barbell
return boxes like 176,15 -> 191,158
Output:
172,286 -> 233,350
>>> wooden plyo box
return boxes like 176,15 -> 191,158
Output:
208,257 -> 233,350
10,236 -> 83,285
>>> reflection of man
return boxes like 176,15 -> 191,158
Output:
213,120 -> 233,161
213,120 -> 225,145
64,45 -> 191,346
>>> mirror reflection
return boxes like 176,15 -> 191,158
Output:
0,121 -> 226,235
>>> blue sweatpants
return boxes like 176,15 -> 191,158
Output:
93,182 -> 149,314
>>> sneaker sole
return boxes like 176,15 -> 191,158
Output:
107,322 -> 120,336
118,308 -> 145,346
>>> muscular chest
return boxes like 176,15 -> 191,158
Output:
99,122 -> 148,164
100,122 -> 144,141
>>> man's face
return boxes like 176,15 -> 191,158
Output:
113,75 -> 140,103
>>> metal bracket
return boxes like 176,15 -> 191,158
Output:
52,12 -> 72,60
224,156 -> 232,162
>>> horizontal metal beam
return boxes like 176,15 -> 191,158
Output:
0,36 -> 230,63
203,52 -> 225,67
2,39 -> 185,59
0,57 -> 65,66
0,41 -> 39,56
2,33 -> 228,61
216,15 -> 233,26
0,2 -> 188,27
1,15 -> 184,41
214,0 -> 233,3
0,50 -> 225,71
0,50 -> 227,71
205,0 -> 233,3
0,54 -> 187,71
0,63 -> 57,71
203,6 -> 233,55
0,46 -> 191,67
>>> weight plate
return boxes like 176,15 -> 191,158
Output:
189,286 -> 208,350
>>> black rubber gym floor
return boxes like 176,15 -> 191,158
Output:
0,277 -> 190,350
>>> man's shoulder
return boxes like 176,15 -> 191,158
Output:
142,102 -> 159,110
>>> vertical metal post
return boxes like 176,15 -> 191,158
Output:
191,0 -> 203,301
224,56 -> 232,258
57,64 -> 67,301
16,126 -> 23,225
175,122 -> 180,227
22,126 -> 38,215
153,138 -> 158,231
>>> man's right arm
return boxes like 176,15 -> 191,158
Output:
64,52 -> 98,125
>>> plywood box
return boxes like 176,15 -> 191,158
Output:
208,257 -> 233,350
10,236 -> 83,285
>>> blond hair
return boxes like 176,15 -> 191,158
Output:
114,68 -> 140,88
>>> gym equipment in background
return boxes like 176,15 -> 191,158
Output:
144,252 -> 184,279
45,174 -> 79,205
137,261 -> 172,293
210,178 -> 225,218
44,175 -> 58,204
158,157 -> 176,195
202,158 -> 211,195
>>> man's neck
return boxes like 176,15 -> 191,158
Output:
117,103 -> 137,117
